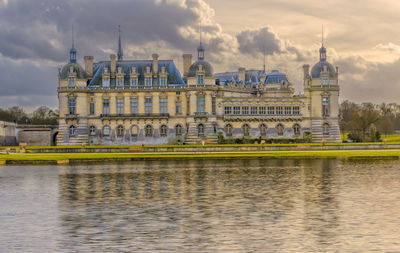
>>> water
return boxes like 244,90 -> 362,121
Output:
1,158 -> 400,252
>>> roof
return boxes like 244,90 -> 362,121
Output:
215,70 -> 265,85
60,63 -> 86,79
311,60 -> 336,78
265,70 -> 289,84
88,60 -> 185,86
187,60 -> 213,77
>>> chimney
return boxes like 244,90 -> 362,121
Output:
303,64 -> 310,79
182,54 -> 192,77
152,53 -> 159,77
110,54 -> 117,73
84,56 -> 94,77
238,67 -> 246,83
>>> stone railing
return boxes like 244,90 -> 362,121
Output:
99,113 -> 170,119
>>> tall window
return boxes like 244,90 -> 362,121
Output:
225,124 -> 233,136
277,124 -> 284,136
243,124 -> 250,136
260,124 -> 267,136
160,77 -> 167,87
176,101 -> 182,114
197,96 -> 205,113
234,106 -> 240,115
131,77 -> 137,87
293,124 -> 300,136
103,125 -> 110,136
145,98 -> 152,114
117,78 -> 123,88
89,126 -> 96,136
145,125 -> 153,137
131,125 -> 139,137
224,106 -> 232,115
145,77 -> 152,87
197,74 -> 204,85
175,125 -> 182,136
103,77 -> 110,87
103,99 -> 110,115
160,125 -> 168,137
89,103 -> 95,115
268,106 -> 275,115
130,98 -> 138,114
198,124 -> 204,137
212,97 -> 216,115
69,125 -> 76,136
68,77 -> 75,87
276,106 -> 283,115
323,123 -> 330,135
68,98 -> 76,115
322,77 -> 329,86
322,97 -> 330,117
117,98 -> 124,114
259,106 -> 266,115
285,106 -> 291,115
251,106 -> 257,115
293,106 -> 300,115
242,106 -> 249,115
117,125 -> 124,137
160,98 -> 168,114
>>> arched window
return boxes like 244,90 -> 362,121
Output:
293,124 -> 300,136
103,125 -> 110,136
260,124 -> 267,136
225,124 -> 233,136
175,125 -> 182,136
117,125 -> 124,137
198,124 -> 204,137
69,125 -> 76,136
160,125 -> 168,137
89,126 -> 96,136
323,123 -> 330,135
145,125 -> 153,137
277,124 -> 284,136
243,124 -> 250,137
131,125 -> 139,137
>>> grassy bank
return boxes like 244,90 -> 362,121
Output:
1,150 -> 400,164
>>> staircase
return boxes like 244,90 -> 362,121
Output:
185,121 -> 218,144
57,121 -> 89,146
311,119 -> 341,143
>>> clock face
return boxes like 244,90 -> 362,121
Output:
322,78 -> 329,85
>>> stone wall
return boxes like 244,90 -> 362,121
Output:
18,129 -> 52,146
0,121 -> 17,146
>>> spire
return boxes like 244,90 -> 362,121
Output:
322,24 -> 324,47
69,24 -> 77,63
263,44 -> 266,73
117,25 -> 123,61
197,21 -> 205,60
319,25 -> 327,61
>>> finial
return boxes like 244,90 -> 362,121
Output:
322,24 -> 324,47
117,25 -> 123,61
199,21 -> 202,46
72,24 -> 75,48
69,24 -> 77,63
263,44 -> 266,73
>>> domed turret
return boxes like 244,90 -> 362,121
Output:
311,44 -> 335,78
187,42 -> 213,78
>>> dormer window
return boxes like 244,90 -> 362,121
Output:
145,77 -> 152,87
117,77 -> 123,88
197,74 -> 204,85
160,77 -> 167,87
103,77 -> 110,87
68,77 -> 75,87
322,77 -> 329,86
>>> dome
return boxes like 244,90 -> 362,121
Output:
311,60 -> 336,78
187,60 -> 213,78
265,70 -> 289,84
60,63 -> 86,79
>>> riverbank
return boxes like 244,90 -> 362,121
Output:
1,150 -> 400,165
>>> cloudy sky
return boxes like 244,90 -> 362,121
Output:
1,0 -> 400,110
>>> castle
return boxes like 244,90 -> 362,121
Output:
57,29 -> 341,145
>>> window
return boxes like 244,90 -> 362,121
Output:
276,106 -> 283,115
175,125 -> 182,136
131,77 -> 137,87
131,125 -> 139,137
260,124 -> 267,136
323,123 -> 329,135
277,124 -> 284,136
117,98 -> 124,114
322,97 -> 330,117
130,98 -> 138,114
89,126 -> 96,136
285,106 -> 291,115
242,106 -> 249,115
145,98 -> 152,114
145,125 -> 153,137
103,99 -> 110,115
293,124 -> 300,136
145,77 -> 152,87
259,106 -> 266,115
117,125 -> 124,137
103,125 -> 110,136
322,77 -> 329,86
197,96 -> 205,113
68,98 -> 76,115
160,98 -> 168,114
251,106 -> 258,115
160,77 -> 167,87
89,103 -> 95,115
243,124 -> 250,136
176,101 -> 182,114
293,106 -> 300,115
225,124 -> 233,136
234,106 -> 241,115
117,78 -> 123,88
103,77 -> 110,87
268,106 -> 275,115
197,74 -> 204,85
68,77 -> 75,87
198,124 -> 204,137
160,125 -> 168,137
69,125 -> 76,136
224,106 -> 232,115
212,97 -> 216,115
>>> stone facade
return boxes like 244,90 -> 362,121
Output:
0,121 -> 17,146
57,38 -> 341,145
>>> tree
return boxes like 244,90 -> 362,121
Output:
378,116 -> 395,137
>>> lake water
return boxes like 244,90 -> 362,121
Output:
1,158 -> 400,252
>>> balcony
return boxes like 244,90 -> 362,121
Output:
194,112 -> 208,118
223,113 -> 303,122
65,114 -> 79,120
99,113 -> 170,119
